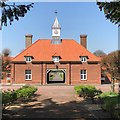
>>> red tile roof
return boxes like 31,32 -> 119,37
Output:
12,39 -> 100,62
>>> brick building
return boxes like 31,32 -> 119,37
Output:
11,16 -> 101,85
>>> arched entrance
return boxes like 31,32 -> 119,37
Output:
47,69 -> 65,84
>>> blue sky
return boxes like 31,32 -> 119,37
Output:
2,2 -> 118,57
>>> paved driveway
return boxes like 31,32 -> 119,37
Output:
2,85 -> 112,119
2,86 -> 96,119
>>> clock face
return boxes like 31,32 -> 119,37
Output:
54,30 -> 58,34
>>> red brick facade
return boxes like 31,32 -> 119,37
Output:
11,61 -> 101,85
11,35 -> 101,85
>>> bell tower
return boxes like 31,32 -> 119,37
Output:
51,11 -> 61,44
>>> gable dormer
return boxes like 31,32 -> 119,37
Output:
80,56 -> 88,62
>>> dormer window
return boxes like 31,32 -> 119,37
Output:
25,56 -> 32,62
52,56 -> 59,62
80,56 -> 87,62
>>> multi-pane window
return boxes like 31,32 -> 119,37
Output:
25,56 -> 32,62
80,56 -> 87,62
25,70 -> 32,80
81,70 -> 87,80
52,56 -> 59,62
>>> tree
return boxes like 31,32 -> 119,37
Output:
93,50 -> 106,57
0,0 -> 34,29
97,1 -> 120,26
101,50 -> 120,92
2,48 -> 11,73
2,48 -> 11,57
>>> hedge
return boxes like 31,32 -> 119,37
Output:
98,92 -> 120,119
74,85 -> 102,99
2,85 -> 38,109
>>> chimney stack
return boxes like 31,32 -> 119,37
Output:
80,35 -> 87,48
25,34 -> 33,48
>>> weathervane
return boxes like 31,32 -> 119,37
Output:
54,10 -> 58,16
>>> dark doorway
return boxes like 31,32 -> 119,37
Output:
47,70 -> 65,84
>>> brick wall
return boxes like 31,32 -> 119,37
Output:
71,63 -> 101,84
12,63 -> 42,84
11,62 -> 101,85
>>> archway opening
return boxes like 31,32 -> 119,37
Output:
47,70 -> 65,84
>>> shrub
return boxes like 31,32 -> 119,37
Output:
2,85 -> 37,109
98,92 -> 118,99
74,85 -> 101,99
98,92 -> 119,102
74,85 -> 85,96
2,89 -> 17,109
15,85 -> 37,100
98,92 -> 120,119
102,96 -> 118,111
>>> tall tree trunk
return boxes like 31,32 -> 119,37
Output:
111,77 -> 115,92
119,81 -> 120,95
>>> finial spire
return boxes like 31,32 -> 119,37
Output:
54,10 -> 58,16
52,10 -> 61,29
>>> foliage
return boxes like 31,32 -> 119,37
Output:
2,48 -> 11,57
60,73 -> 63,79
0,1 -> 34,28
98,91 -> 118,99
49,74 -> 54,80
103,97 -> 119,115
101,50 -> 120,92
2,58 -> 11,72
2,85 -> 37,109
2,89 -> 17,107
98,92 -> 120,119
74,85 -> 102,99
15,85 -> 37,100
1,48 -> 11,73
93,50 -> 106,57
74,85 -> 83,94
75,85 -> 120,118
97,1 -> 120,26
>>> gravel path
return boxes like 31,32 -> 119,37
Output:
2,85 -> 113,119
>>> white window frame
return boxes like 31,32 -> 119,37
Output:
52,56 -> 59,62
80,56 -> 87,62
81,70 -> 87,80
25,56 -> 32,62
25,70 -> 32,80
101,77 -> 105,81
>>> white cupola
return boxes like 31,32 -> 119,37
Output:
51,12 -> 61,44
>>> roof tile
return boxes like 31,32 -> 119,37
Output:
12,39 -> 100,62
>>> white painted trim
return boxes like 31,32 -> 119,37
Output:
25,70 -> 32,80
80,70 -> 87,80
